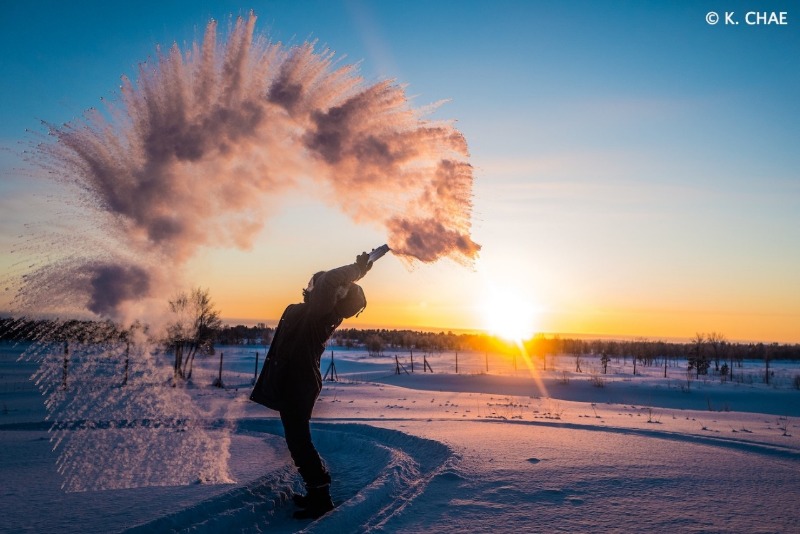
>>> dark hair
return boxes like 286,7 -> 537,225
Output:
302,271 -> 326,303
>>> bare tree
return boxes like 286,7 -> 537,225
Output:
530,334 -> 549,370
707,332 -> 726,373
166,287 -> 222,382
688,333 -> 709,378
600,351 -> 610,374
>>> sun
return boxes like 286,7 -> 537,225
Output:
482,287 -> 539,342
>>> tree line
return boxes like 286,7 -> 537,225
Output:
333,329 -> 800,372
0,316 -> 269,347
216,324 -> 274,345
4,317 -> 799,368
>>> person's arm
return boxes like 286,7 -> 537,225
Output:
307,253 -> 371,316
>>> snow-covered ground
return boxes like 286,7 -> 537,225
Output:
2,342 -> 799,533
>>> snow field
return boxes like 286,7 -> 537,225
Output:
1,343 -> 799,532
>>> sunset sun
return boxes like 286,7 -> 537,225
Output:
482,287 -> 539,342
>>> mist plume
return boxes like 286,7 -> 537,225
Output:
26,12 -> 479,319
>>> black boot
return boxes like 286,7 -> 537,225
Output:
291,492 -> 310,508
292,484 -> 334,520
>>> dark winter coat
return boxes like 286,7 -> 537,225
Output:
250,263 -> 365,416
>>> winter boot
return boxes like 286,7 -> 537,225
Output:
291,492 -> 310,508
292,484 -> 334,520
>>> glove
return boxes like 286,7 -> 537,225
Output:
356,252 -> 373,277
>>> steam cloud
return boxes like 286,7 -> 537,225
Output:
28,13 -> 479,319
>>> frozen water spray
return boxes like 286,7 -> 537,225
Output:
8,12 -> 479,491
17,11 -> 479,322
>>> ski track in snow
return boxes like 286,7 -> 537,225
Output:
119,420 -> 453,533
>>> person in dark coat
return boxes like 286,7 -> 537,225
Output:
250,252 -> 372,520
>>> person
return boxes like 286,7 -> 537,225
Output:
250,252 -> 372,520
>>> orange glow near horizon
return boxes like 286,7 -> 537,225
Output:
215,300 -> 800,345
188,239 -> 799,344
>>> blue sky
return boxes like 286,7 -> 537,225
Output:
1,1 -> 799,342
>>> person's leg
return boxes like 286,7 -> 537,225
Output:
279,408 -> 334,518
279,409 -> 331,488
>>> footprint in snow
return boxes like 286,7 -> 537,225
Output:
527,458 -> 541,464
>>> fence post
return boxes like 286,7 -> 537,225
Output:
122,341 -> 129,386
395,355 -> 409,375
62,341 -> 69,390
410,349 -> 414,373
456,352 -> 459,374
485,352 -> 488,373
324,351 -> 338,381
253,351 -> 259,385
213,352 -> 224,388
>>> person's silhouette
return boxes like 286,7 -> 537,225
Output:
250,252 -> 372,519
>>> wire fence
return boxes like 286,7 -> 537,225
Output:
4,341 -> 800,394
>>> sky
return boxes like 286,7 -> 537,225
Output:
1,0 -> 798,343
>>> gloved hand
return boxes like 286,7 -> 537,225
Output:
356,252 -> 373,277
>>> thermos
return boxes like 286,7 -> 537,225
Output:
368,244 -> 390,263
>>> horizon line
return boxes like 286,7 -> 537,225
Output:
218,316 -> 800,346
2,312 -> 797,346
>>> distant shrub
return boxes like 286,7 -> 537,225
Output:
589,374 -> 606,388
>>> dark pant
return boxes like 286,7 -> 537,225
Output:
279,408 -> 330,488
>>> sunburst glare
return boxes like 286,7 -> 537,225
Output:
482,286 -> 539,343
